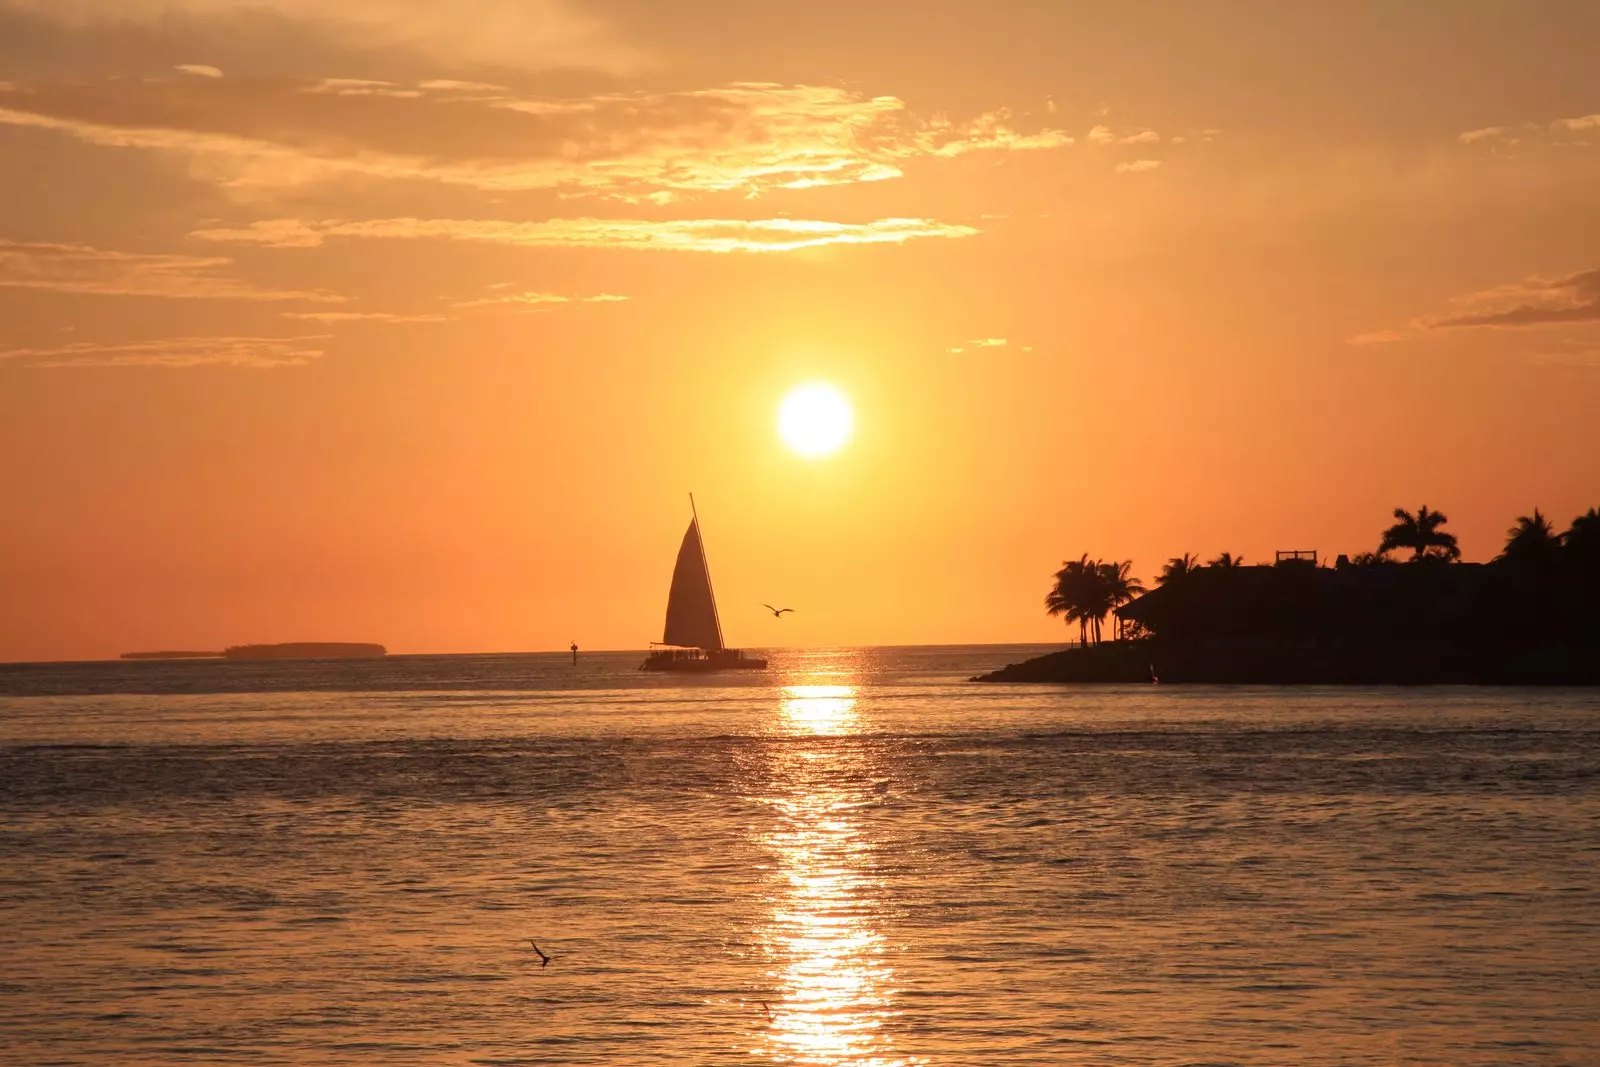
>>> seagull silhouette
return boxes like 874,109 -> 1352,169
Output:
762,604 -> 794,618
760,1001 -> 775,1021
528,941 -> 552,968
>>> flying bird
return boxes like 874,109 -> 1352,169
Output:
763,604 -> 794,618
528,941 -> 552,968
760,1001 -> 775,1021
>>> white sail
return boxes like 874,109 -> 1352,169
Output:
661,518 -> 725,651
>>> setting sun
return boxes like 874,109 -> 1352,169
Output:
777,383 -> 854,459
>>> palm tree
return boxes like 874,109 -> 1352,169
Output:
1158,552 -> 1203,585
1207,552 -> 1245,569
1093,559 -> 1145,643
1045,554 -> 1095,646
1500,508 -> 1564,571
1566,507 -> 1600,565
1379,505 -> 1460,562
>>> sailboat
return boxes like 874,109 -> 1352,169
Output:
641,497 -> 767,672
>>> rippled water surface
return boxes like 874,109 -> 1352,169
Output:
3,647 -> 1598,1065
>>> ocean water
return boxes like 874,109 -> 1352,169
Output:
2,646 -> 1597,1066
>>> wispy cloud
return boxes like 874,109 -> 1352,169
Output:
946,337 -> 1033,354
1087,124 -> 1161,146
0,78 -> 1074,199
1347,329 -> 1409,346
278,310 -> 448,323
1114,159 -> 1162,174
0,334 -> 328,368
1427,268 -> 1600,329
1,0 -> 642,74
175,64 -> 223,78
192,216 -> 980,253
451,291 -> 629,309
0,239 -> 343,302
1458,111 -> 1600,148
1348,266 -> 1600,345
1552,114 -> 1600,132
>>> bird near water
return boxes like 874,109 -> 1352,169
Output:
528,941 -> 552,968
762,604 -> 794,618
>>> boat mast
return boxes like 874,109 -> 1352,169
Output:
689,493 -> 726,650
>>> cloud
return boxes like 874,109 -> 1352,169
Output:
1,0 -> 641,74
1458,112 -> 1600,148
1426,267 -> 1600,329
1087,124 -> 1160,146
0,334 -> 328,368
192,216 -> 980,253
1114,160 -> 1162,174
1349,266 -> 1600,344
278,310 -> 447,322
1551,114 -> 1600,132
451,291 -> 628,309
949,337 -> 1033,354
0,239 -> 343,301
175,64 -> 223,78
0,78 -> 1074,199
1347,329 -> 1408,345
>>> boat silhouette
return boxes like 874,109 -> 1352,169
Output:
641,496 -> 767,672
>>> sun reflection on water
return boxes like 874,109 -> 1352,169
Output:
780,685 -> 859,736
758,683 -> 917,1066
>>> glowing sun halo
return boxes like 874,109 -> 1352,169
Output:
778,383 -> 853,458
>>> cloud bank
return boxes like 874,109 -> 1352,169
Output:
192,216 -> 979,253
0,334 -> 328,368
0,78 -> 1074,199
0,0 -> 640,73
0,239 -> 342,301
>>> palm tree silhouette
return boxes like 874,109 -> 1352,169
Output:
1379,505 -> 1460,562
1565,507 -> 1600,565
1045,554 -> 1095,646
1207,552 -> 1245,569
1046,556 -> 1144,645
1501,508 -> 1563,565
1093,560 -> 1146,643
1158,553 -> 1203,585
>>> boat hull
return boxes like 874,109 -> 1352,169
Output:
641,649 -> 767,672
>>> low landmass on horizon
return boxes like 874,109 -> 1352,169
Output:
121,643 -> 387,661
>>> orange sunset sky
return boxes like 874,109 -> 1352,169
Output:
2,1 -> 1599,661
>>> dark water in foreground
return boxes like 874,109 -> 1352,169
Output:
2,646 -> 1598,1065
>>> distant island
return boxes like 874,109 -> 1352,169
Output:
121,643 -> 387,661
979,504 -> 1600,685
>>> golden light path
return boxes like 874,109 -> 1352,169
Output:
757,683 -> 917,1066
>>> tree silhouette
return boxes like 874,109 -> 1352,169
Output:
1207,552 -> 1245,569
1562,507 -> 1600,566
1046,556 -> 1144,645
1094,560 -> 1145,643
1501,508 -> 1563,567
1045,554 -> 1095,646
1158,553 -> 1203,585
1379,505 -> 1460,562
